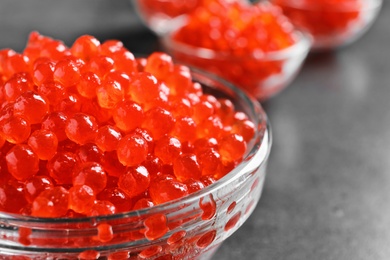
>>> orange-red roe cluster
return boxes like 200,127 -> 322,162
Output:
272,0 -> 362,40
173,1 -> 296,52
0,32 -> 256,218
169,0 -> 298,98
138,0 -> 202,19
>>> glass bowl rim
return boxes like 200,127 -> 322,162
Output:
161,29 -> 312,61
0,67 -> 272,224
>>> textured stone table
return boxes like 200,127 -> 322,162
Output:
1,1 -> 389,259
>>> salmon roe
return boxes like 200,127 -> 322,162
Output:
0,32 -> 256,218
172,1 -> 296,52
272,0 -> 362,44
166,0 -> 299,99
137,0 -> 202,19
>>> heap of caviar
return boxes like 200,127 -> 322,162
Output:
0,32 -> 256,218
168,0 -> 299,99
173,1 -> 296,52
272,0 -> 361,41
138,0 -> 203,19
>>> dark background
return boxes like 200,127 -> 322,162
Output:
1,1 -> 389,259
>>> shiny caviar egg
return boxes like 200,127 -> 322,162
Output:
97,187 -> 132,213
117,133 -> 148,166
144,52 -> 174,81
0,183 -> 28,213
113,100 -> 144,132
68,184 -> 96,214
185,178 -> 205,194
13,91 -> 49,124
172,116 -> 197,142
0,115 -> 31,144
31,186 -> 69,217
32,58 -> 54,86
95,125 -> 122,152
65,113 -> 98,145
76,143 -> 103,163
97,223 -> 114,242
85,55 -> 114,78
4,72 -> 34,102
77,72 -> 100,99
6,144 -> 39,180
53,58 -> 81,87
89,200 -> 116,216
219,133 -> 247,162
133,197 -> 154,210
128,72 -> 163,104
198,148 -> 222,176
71,35 -> 100,61
47,152 -> 78,184
27,129 -> 58,160
41,111 -> 68,141
36,81 -> 66,106
24,175 -> 53,203
173,153 -> 202,182
96,79 -> 124,109
149,177 -> 189,205
118,165 -> 150,198
73,162 -> 107,194
142,107 -> 175,140
0,32 -> 258,220
154,135 -> 182,165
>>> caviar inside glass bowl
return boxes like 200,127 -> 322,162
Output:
0,67 -> 271,260
272,0 -> 383,50
132,0 -> 201,35
162,31 -> 311,101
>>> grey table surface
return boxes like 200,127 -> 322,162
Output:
1,1 -> 389,259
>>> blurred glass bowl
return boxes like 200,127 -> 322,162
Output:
272,0 -> 383,50
0,68 -> 271,260
162,31 -> 311,101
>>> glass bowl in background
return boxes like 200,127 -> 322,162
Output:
162,31 -> 311,101
272,0 -> 383,50
0,69 -> 271,260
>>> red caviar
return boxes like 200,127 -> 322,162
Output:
68,184 -> 95,214
31,186 -> 69,217
272,0 -> 362,48
0,32 -> 255,218
166,0 -> 300,100
27,129 -> 58,160
173,1 -> 296,52
137,0 -> 202,20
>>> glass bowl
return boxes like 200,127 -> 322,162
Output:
0,69 -> 271,260
272,0 -> 383,50
162,31 -> 311,101
132,0 -> 201,35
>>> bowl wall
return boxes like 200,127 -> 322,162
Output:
0,69 -> 271,260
